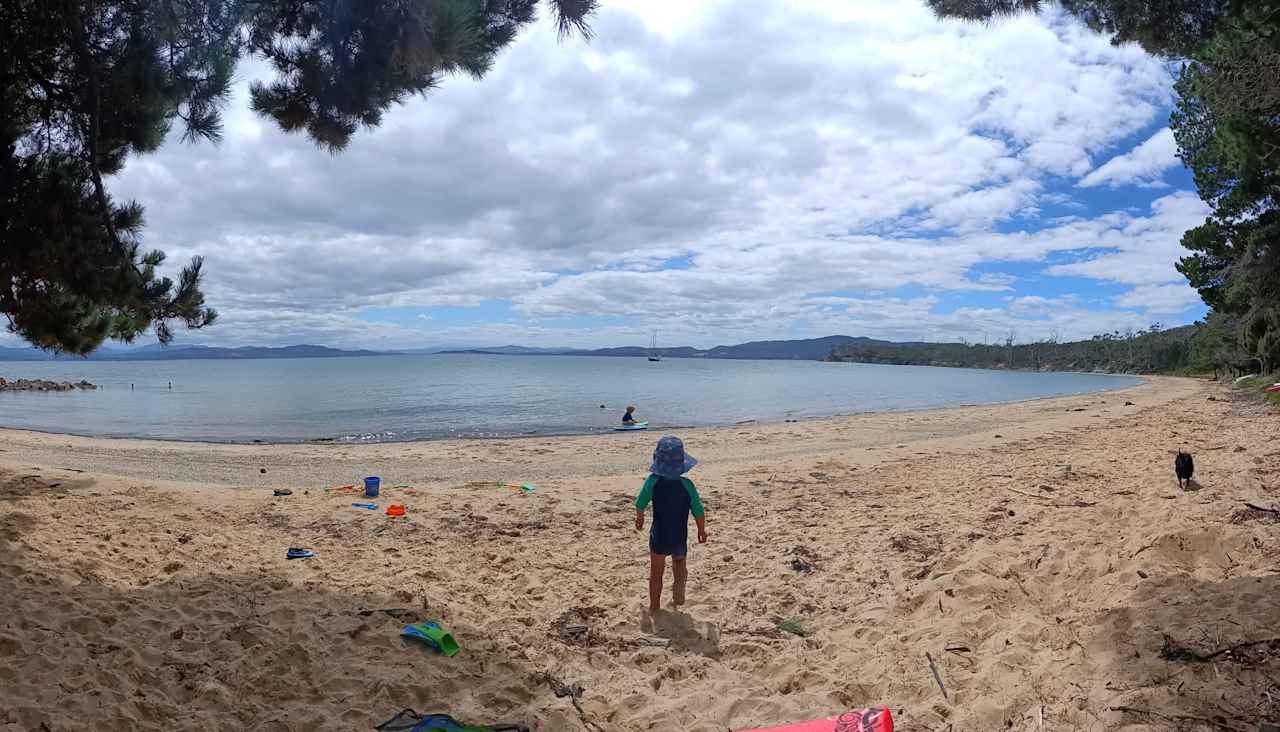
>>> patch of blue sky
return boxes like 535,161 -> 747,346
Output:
657,254 -> 695,271
1000,115 -> 1192,223
1060,175 -> 1178,216
944,262 -> 1124,313
595,252 -> 695,273
857,210 -> 936,239
1166,301 -> 1210,322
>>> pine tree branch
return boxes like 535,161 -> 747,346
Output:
549,0 -> 598,40
66,2 -> 125,259
65,0 -> 147,284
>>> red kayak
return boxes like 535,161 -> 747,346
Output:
737,707 -> 893,732
1265,383 -> 1280,393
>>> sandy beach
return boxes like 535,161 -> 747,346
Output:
3,376 -> 1279,730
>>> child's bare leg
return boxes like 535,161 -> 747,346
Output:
671,555 -> 687,607
648,553 -> 666,612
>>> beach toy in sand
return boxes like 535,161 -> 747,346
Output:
401,622 -> 460,657
736,707 -> 893,732
375,709 -> 529,731
776,621 -> 807,637
286,548 -> 314,560
352,502 -> 378,510
364,476 -> 381,498
386,504 -> 406,516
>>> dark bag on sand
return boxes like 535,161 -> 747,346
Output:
375,709 -> 530,732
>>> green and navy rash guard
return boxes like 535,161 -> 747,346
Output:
635,474 -> 704,555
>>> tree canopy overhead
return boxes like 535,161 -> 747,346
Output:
930,0 -> 1280,373
928,0 -> 1237,56
0,0 -> 595,355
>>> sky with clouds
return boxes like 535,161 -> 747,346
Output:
49,0 -> 1216,350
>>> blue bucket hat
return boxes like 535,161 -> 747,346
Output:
650,436 -> 697,478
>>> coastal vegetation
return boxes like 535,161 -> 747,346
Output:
827,317 -> 1255,376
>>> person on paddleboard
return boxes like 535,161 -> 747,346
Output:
623,405 -> 639,425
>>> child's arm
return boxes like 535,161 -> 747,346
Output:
683,478 -> 708,543
634,475 -> 657,531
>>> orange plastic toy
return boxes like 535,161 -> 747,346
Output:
386,504 -> 406,516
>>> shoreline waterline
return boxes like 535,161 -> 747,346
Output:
0,372 -> 1152,447
0,377 -> 1195,491
0,354 -> 1147,444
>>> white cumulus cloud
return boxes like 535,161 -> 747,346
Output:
1079,127 -> 1179,188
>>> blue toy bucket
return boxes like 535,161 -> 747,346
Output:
363,476 -> 380,498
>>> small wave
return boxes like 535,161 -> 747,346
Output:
336,430 -> 399,443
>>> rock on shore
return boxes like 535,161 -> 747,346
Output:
0,377 -> 96,392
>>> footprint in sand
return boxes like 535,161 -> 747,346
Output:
638,608 -> 721,657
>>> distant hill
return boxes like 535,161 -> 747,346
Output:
433,345 -> 575,355
445,335 -> 886,360
128,344 -> 387,360
0,344 -> 385,362
0,346 -> 58,361
0,329 -> 1212,372
702,335 -> 891,360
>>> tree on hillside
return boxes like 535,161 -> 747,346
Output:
929,0 -> 1280,375
1,0 -> 595,355
827,324 -> 1201,373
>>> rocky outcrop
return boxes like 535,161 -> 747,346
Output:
0,378 -> 96,392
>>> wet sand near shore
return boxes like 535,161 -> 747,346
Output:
4,376 -> 1280,731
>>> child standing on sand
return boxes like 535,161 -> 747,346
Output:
635,436 -> 707,612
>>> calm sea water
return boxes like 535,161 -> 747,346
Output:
0,354 -> 1141,443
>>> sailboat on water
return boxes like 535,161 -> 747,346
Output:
648,332 -> 661,362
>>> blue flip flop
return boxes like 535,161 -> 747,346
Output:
286,547 -> 314,559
